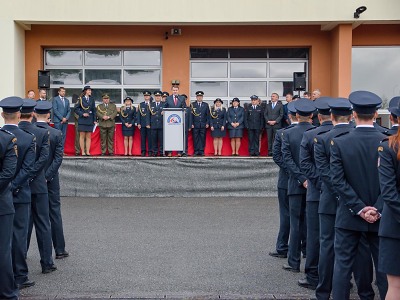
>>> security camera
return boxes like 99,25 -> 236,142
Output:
171,28 -> 182,35
354,6 -> 367,19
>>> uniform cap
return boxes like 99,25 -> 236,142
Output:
232,97 -> 240,103
162,91 -> 169,97
287,102 -> 297,115
20,99 -> 37,113
82,85 -> 91,91
348,91 -> 381,114
250,95 -> 258,100
143,91 -> 152,96
102,94 -> 110,99
124,97 -> 133,103
0,96 -> 23,113
314,97 -> 332,115
154,91 -> 162,96
214,98 -> 223,104
294,98 -> 315,116
329,98 -> 352,116
195,91 -> 204,96
34,100 -> 53,114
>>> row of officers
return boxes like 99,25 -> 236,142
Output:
268,91 -> 400,299
0,98 -> 68,300
73,85 -> 286,157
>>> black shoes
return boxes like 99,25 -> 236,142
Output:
56,251 -> 69,259
269,251 -> 287,258
282,264 -> 300,273
42,264 -> 57,274
298,278 -> 317,290
17,280 -> 35,289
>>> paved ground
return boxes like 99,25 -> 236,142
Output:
21,197 -> 351,299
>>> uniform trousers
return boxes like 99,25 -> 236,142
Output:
12,203 -> 30,284
304,201 -> 319,285
27,193 -> 54,269
151,128 -> 163,155
287,194 -> 306,270
48,174 -> 66,254
193,128 -> 206,155
248,129 -> 260,155
332,228 -> 387,300
275,187 -> 290,254
140,127 -> 152,154
0,213 -> 18,300
100,126 -> 115,155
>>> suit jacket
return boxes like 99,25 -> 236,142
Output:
273,125 -> 295,190
245,105 -> 264,130
0,129 -> 17,216
75,96 -> 96,126
96,103 -> 118,128
210,107 -> 227,129
2,125 -> 35,203
314,124 -> 353,214
18,121 -> 49,194
147,102 -> 164,129
165,95 -> 186,109
191,101 -> 210,128
299,121 -> 333,202
331,127 -> 385,232
226,107 -> 245,129
281,122 -> 315,195
36,122 -> 63,182
52,95 -> 71,123
264,101 -> 283,128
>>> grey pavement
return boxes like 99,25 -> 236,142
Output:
21,197 -> 356,300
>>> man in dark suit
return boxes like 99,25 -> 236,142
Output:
281,98 -> 315,273
164,85 -> 186,109
19,100 -> 57,274
147,91 -> 165,156
0,116 -> 18,300
298,97 -> 333,290
330,91 -> 388,299
264,93 -> 283,156
0,97 -> 36,290
35,101 -> 68,261
245,95 -> 264,156
136,91 -> 152,156
191,91 -> 210,156
52,87 -> 71,147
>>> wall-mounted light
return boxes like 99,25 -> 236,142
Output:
354,6 -> 367,19
171,28 -> 182,36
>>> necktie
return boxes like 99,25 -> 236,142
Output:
272,103 -> 275,109
253,105 -> 255,110
156,103 -> 159,107
174,96 -> 178,106
62,97 -> 65,107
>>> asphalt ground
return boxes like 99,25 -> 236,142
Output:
21,197 -> 361,300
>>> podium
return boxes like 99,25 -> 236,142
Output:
163,108 -> 185,154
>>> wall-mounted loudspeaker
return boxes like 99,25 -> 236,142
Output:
38,70 -> 50,89
293,72 -> 306,91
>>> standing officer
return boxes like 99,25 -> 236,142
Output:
245,95 -> 264,156
269,102 -> 297,259
264,93 -> 283,156
0,111 -> 18,300
191,91 -> 210,156
19,100 -> 56,274
330,91 -> 388,299
96,94 -> 117,156
0,97 -> 36,290
281,98 -> 315,273
147,91 -> 164,156
136,91 -> 152,156
161,91 -> 169,103
35,101 -> 68,260
298,97 -> 333,290
52,87 -> 71,147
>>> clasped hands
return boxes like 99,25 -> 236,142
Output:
360,206 -> 380,223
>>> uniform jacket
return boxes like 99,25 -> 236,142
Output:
281,122 -> 315,195
147,101 -> 164,129
331,127 -> 385,232
299,121 -> 333,202
184,106 -> 193,131
136,101 -> 150,127
264,101 -> 283,128
245,105 -> 264,130
273,124 -> 295,189
191,101 -> 210,129
374,122 -> 389,134
2,124 -> 35,203
387,125 -> 398,136
96,102 -> 118,128
227,107 -> 245,130
18,121 -> 49,194
120,106 -> 136,129
74,96 -> 96,126
52,95 -> 71,123
209,107 -> 227,129
0,129 -> 17,216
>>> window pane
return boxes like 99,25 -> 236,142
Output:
352,47 -> 400,105
229,81 -> 266,97
85,70 -> 121,85
191,81 -> 228,97
124,89 -> 160,104
85,50 -> 122,66
268,48 -> 308,59
190,48 -> 229,58
124,70 -> 160,85
230,48 -> 268,58
269,62 -> 305,78
269,81 -> 293,98
45,50 -> 82,66
191,62 -> 228,78
230,63 -> 267,78
124,51 -> 161,66
49,69 -> 82,85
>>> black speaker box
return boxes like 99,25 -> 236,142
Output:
38,70 -> 50,89
293,72 -> 306,91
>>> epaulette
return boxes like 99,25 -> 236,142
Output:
0,128 -> 14,136
21,129 -> 36,141
382,130 -> 391,137
305,127 -> 315,132
333,131 -> 350,139
381,137 -> 390,143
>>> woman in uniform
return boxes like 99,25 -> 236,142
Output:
120,96 -> 136,156
74,85 -> 96,156
227,97 -> 244,156
378,112 -> 400,299
210,98 -> 226,156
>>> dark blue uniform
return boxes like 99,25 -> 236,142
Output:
183,106 -> 193,154
19,121 -> 55,272
245,105 -> 264,156
2,124 -> 35,287
36,122 -> 66,257
147,101 -> 164,156
191,101 -> 210,156
136,101 -> 152,156
227,106 -> 245,138
0,129 -> 18,300
120,106 -> 136,137
74,96 -> 96,132
387,125 -> 398,136
299,120 -> 333,287
210,107 -> 227,138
